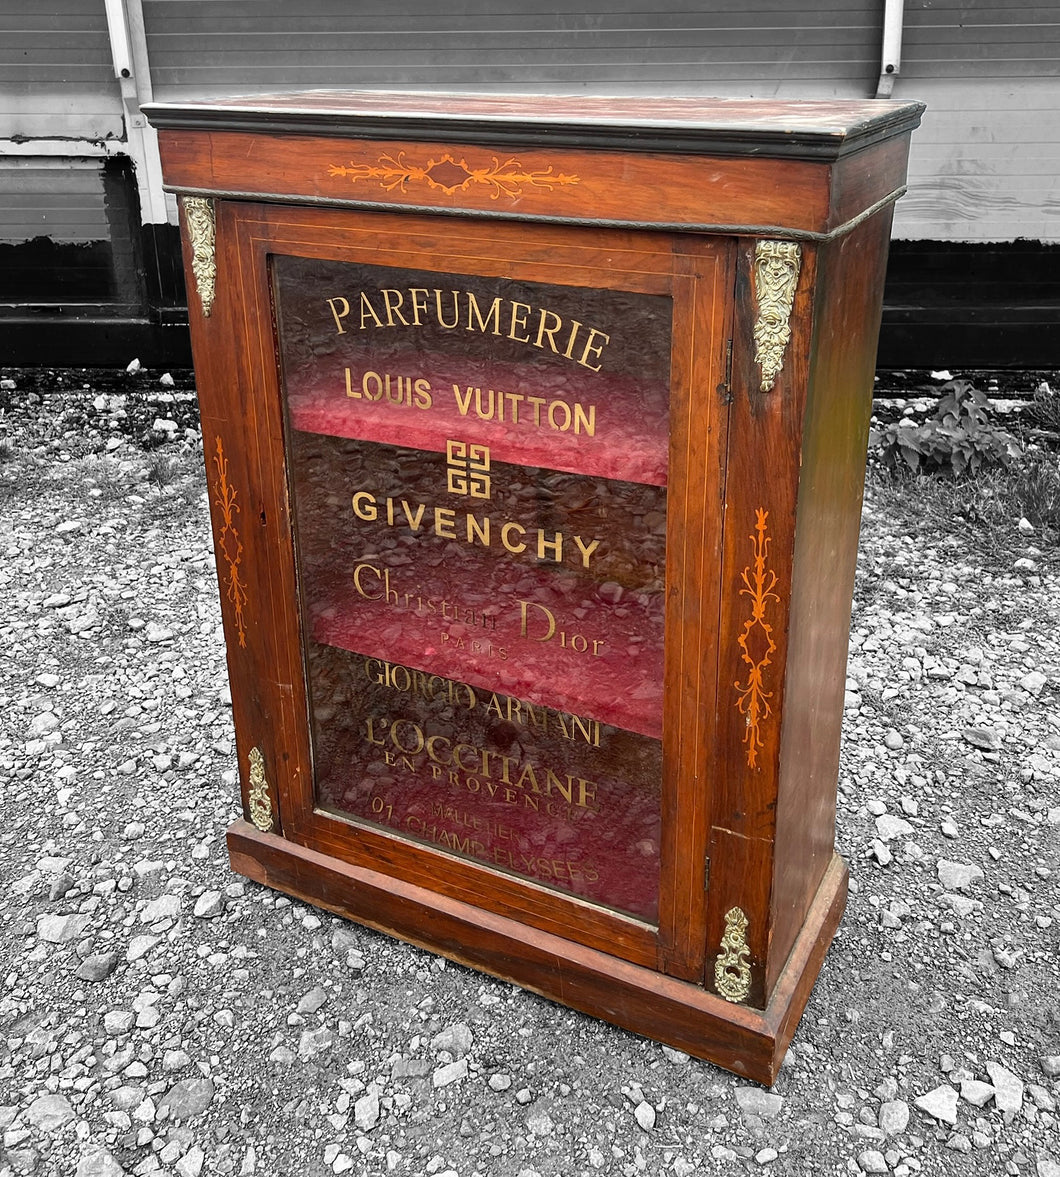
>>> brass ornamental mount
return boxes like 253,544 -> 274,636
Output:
247,746 -> 274,833
714,906 -> 753,1003
752,240 -> 801,392
182,195 -> 217,318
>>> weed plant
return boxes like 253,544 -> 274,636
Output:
870,379 -> 1021,476
867,377 -> 1059,564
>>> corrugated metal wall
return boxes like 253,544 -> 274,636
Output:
0,1 -> 123,252
137,0 -> 1060,244
1,1 -> 122,141
0,161 -> 111,245
3,2 -> 1057,247
141,1 -> 882,97
896,4 -> 1060,243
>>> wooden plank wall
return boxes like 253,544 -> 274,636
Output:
0,0 -> 123,140
891,3 -> 1060,243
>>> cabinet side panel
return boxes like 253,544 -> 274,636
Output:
707,240 -> 816,1006
768,210 -> 894,993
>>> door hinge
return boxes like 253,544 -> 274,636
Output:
704,855 -> 711,892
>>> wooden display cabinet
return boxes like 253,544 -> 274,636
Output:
144,91 -> 923,1083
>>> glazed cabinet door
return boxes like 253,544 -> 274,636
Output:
186,199 -> 733,979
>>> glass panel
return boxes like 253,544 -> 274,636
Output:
273,253 -> 671,923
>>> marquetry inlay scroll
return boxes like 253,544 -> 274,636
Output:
752,240 -> 801,391
328,152 -> 579,200
181,196 -> 217,318
211,436 -> 248,649
247,747 -> 274,833
714,907 -> 752,1003
734,509 -> 779,769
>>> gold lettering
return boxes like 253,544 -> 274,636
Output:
409,287 -> 429,325
352,492 -> 378,521
326,296 -> 350,334
453,385 -> 474,415
434,289 -> 460,329
361,371 -> 383,401
573,536 -> 600,567
573,402 -> 596,435
466,292 -> 503,335
425,735 -> 452,765
519,600 -> 555,641
547,400 -> 572,431
358,292 -> 384,329
507,301 -> 532,343
466,513 -> 490,547
413,378 -> 433,409
579,328 -> 610,371
562,319 -> 583,359
389,719 -> 424,756
537,532 -> 563,562
533,308 -> 564,353
401,500 -> 426,531
501,522 -> 526,555
380,288 -> 410,327
353,562 -> 383,599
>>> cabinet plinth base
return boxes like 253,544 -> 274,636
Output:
227,821 -> 847,1084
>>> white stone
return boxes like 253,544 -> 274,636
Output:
432,1059 -> 468,1087
960,1079 -> 995,1108
174,1146 -> 205,1177
914,1084 -> 959,1125
25,1093 -> 75,1131
878,1099 -> 910,1134
354,1092 -> 380,1131
526,1107 -> 555,1136
37,913 -> 90,943
296,986 -> 328,1015
941,893 -> 981,919
985,1062 -> 1023,1114
103,1010 -> 135,1035
126,935 -> 160,962
876,814 -> 914,842
298,1027 -> 335,1058
936,860 -> 984,892
140,894 -> 181,923
871,840 -> 893,866
28,711 -> 60,737
430,1023 -> 473,1058
633,1101 -> 655,1131
75,1146 -> 127,1177
734,1087 -> 784,1120
193,890 -> 224,918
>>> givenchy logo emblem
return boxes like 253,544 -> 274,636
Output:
446,440 -> 491,499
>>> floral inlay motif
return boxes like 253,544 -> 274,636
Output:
211,436 -> 248,648
328,152 -> 579,200
734,509 -> 779,769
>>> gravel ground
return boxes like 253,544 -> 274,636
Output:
0,375 -> 1058,1177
